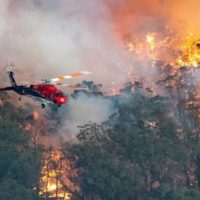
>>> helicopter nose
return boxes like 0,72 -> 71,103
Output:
55,96 -> 67,104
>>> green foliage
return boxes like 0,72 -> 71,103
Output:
72,81 -> 103,97
180,189 -> 200,200
0,100 -> 42,199
2,73 -> 200,200
63,82 -> 200,200
0,178 -> 37,200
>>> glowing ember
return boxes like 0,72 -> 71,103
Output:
48,183 -> 57,191
146,33 -> 156,51
24,123 -> 32,131
33,110 -> 39,120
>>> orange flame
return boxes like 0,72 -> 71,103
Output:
39,150 -> 72,200
125,31 -> 200,68
177,33 -> 200,67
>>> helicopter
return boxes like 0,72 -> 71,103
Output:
0,66 -> 91,108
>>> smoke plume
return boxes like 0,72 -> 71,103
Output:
0,0 -> 199,135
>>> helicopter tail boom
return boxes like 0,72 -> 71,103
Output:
0,86 -> 14,91
7,68 -> 17,88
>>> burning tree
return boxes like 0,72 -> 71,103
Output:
60,77 -> 200,199
39,148 -> 78,200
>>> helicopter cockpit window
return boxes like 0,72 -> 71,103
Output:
54,93 -> 64,98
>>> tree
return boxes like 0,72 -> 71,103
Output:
63,83 -> 192,199
0,178 -> 38,200
0,99 -> 43,199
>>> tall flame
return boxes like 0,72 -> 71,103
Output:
177,33 -> 200,67
125,31 -> 200,68
39,150 -> 72,200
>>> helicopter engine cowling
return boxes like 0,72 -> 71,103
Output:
54,96 -> 67,104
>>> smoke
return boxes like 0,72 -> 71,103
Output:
0,0 -> 133,87
0,0 -> 199,136
171,0 -> 200,34
106,0 -> 200,36
0,0 -> 198,86
61,94 -> 115,136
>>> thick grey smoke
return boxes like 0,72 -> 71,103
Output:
62,94 -> 115,136
0,0 -> 133,88
0,0 -> 199,136
0,0 -> 197,87
0,0 -> 121,136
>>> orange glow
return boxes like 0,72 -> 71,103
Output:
24,123 -> 32,131
125,31 -> 200,68
146,33 -> 155,50
33,110 -> 39,120
39,150 -> 72,200
125,31 -> 175,63
177,33 -> 200,67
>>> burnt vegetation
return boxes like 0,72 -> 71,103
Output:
2,66 -> 200,200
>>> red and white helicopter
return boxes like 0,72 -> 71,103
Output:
0,66 -> 91,108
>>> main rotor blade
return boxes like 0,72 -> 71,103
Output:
54,83 -> 83,88
50,71 -> 92,83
